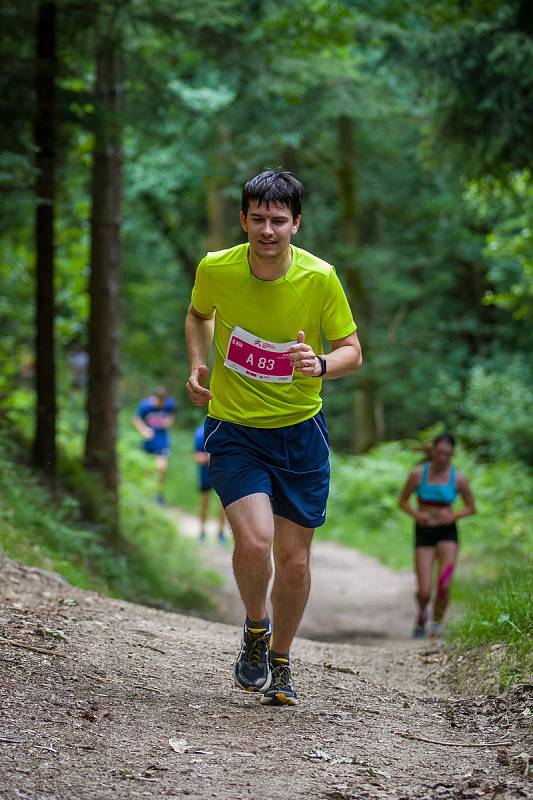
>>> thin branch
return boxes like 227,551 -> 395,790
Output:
0,636 -> 67,658
394,731 -> 515,748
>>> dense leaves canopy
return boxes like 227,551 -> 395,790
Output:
1,0 -> 531,456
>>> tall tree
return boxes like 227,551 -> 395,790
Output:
84,33 -> 123,527
32,0 -> 57,475
337,113 -> 384,452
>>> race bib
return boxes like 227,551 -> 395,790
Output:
225,326 -> 295,383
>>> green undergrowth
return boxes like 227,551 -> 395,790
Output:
0,412 -> 219,612
447,567 -> 533,690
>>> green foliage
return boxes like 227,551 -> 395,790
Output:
0,424 -> 218,612
458,363 -> 533,464
467,170 -> 533,319
429,359 -> 533,464
449,567 -> 533,689
398,3 -> 533,175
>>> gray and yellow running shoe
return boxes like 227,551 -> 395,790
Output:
234,623 -> 272,692
260,659 -> 297,706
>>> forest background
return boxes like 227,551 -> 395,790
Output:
0,0 -> 532,686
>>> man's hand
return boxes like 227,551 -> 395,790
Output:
289,331 -> 321,377
186,364 -> 212,406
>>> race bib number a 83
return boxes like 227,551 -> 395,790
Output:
225,326 -> 295,383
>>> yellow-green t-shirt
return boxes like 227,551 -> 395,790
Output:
191,243 -> 356,427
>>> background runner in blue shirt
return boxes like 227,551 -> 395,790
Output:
133,387 -> 176,504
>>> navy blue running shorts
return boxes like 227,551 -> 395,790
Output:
203,412 -> 330,529
142,440 -> 170,457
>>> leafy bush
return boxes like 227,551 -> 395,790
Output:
457,362 -> 533,464
429,359 -> 533,465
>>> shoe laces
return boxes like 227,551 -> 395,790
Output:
270,662 -> 291,689
244,630 -> 269,667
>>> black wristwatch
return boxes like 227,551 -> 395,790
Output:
316,355 -> 327,377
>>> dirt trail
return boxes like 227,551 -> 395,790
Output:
1,556 -> 531,800
166,509 -> 415,647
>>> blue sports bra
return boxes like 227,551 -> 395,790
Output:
416,462 -> 457,505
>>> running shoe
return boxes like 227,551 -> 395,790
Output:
234,622 -> 271,692
260,659 -> 297,706
412,625 -> 428,639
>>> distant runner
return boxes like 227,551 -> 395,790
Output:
133,387 -> 176,505
185,170 -> 362,705
193,422 -> 227,543
398,433 -> 476,638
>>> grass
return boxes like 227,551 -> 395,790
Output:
0,416 -> 220,612
448,567 -> 533,689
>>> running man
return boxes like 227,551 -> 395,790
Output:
194,422 -> 227,543
133,387 -> 176,504
185,170 -> 362,706
398,433 -> 476,638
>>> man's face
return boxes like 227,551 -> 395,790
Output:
240,201 -> 300,260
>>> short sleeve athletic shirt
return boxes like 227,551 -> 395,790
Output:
191,243 -> 356,428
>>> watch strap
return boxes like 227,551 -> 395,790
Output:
317,355 -> 327,376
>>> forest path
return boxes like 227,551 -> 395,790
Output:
1,559 -> 530,800
166,507 -> 416,648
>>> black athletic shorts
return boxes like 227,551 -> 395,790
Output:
415,522 -> 458,548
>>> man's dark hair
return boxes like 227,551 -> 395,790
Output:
241,170 -> 303,219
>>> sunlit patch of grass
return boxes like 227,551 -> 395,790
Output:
448,567 -> 533,689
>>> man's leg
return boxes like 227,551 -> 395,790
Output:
224,493 -> 274,621
259,515 -> 313,707
198,490 -> 210,540
155,455 -> 168,503
270,515 -> 313,654
224,493 -> 275,692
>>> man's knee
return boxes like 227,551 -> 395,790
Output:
276,554 -> 310,583
234,535 -> 271,563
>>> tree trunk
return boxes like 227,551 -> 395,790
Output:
32,1 -> 57,475
337,114 -> 384,451
84,36 -> 122,530
205,125 -> 233,251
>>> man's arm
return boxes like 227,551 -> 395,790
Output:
289,331 -> 362,379
185,304 -> 215,406
132,415 -> 153,439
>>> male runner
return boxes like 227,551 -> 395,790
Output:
185,170 -> 362,706
133,387 -> 176,504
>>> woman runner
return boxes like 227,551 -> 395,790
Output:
398,434 -> 476,638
